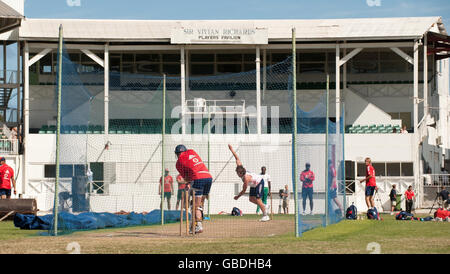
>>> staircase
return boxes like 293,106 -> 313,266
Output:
0,70 -> 18,123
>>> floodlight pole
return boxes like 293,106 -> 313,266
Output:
292,28 -> 300,237
53,24 -> 63,236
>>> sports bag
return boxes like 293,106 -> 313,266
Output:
345,204 -> 357,220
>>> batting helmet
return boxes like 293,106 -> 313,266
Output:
175,144 -> 187,154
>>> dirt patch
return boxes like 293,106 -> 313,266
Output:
88,217 -> 294,239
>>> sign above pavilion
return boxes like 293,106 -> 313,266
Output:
171,26 -> 268,44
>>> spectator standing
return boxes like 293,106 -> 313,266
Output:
300,163 -> 315,215
401,125 -> 408,134
159,168 -> 174,210
404,185 -> 415,213
359,157 -> 378,211
389,184 -> 397,215
0,157 -> 16,199
282,184 -> 290,214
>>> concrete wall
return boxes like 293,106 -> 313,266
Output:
23,132 -> 414,214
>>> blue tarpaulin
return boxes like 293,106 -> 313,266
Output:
14,210 -> 186,231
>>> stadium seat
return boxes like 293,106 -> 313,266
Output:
69,125 -> 79,134
39,125 -> 49,134
78,125 -> 87,134
47,125 -> 56,134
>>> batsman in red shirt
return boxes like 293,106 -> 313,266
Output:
175,144 -> 212,234
0,157 -> 16,199
359,157 -> 378,211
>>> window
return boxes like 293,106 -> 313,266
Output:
217,64 -> 242,73
379,51 -> 407,73
357,162 -> 366,177
358,161 -> 412,177
387,163 -> 401,176
388,112 -> 411,130
44,165 -> 55,178
345,161 -> 355,180
401,162 -> 413,176
136,53 -> 161,74
191,54 -> 214,62
217,54 -> 241,62
90,162 -> 105,194
349,51 -> 378,73
372,163 -> 386,176
74,165 -> 86,176
39,54 -> 53,74
44,164 -> 73,178
299,63 -> 325,74
191,64 -> 214,75
162,64 -> 180,75
271,53 -> 290,63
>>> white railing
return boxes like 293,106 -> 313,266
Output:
421,174 -> 450,208
0,139 -> 18,154
185,99 -> 246,115
422,174 -> 450,187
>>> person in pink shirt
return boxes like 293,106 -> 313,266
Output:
300,163 -> 315,215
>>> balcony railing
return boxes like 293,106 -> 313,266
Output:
0,139 -> 19,155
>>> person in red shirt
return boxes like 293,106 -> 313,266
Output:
175,145 -> 212,233
0,157 -> 16,199
359,157 -> 377,211
175,174 -> 188,210
328,160 -> 343,216
158,168 -> 173,210
300,163 -> 315,215
404,185 -> 415,213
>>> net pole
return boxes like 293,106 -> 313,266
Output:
207,106 -> 211,219
53,24 -> 63,236
342,102 -> 346,214
292,27 -> 300,237
160,74 -> 166,225
325,74 -> 330,227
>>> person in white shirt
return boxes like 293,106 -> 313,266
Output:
256,166 -> 272,215
229,144 -> 270,222
401,125 -> 408,134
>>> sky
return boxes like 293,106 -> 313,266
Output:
23,0 -> 450,25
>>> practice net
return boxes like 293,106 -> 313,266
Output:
42,39 -> 345,237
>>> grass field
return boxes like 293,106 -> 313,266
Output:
1,213 -> 449,254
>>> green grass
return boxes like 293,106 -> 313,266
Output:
0,222 -> 45,241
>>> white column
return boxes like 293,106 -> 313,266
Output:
181,47 -> 186,135
104,43 -> 109,134
413,40 -> 420,193
263,49 -> 267,102
335,44 -> 340,137
424,34 -> 428,117
256,46 -> 261,134
16,41 -> 20,126
439,58 -> 449,162
23,42 -> 29,195
343,46 -> 347,107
